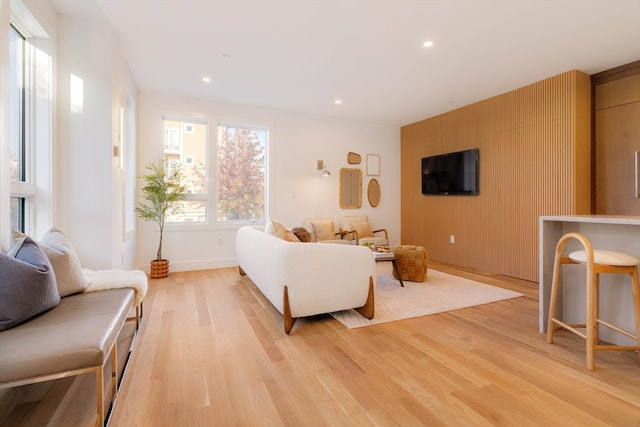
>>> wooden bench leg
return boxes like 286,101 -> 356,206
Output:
96,367 -> 104,427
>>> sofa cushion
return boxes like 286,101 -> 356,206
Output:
0,236 -> 60,332
0,288 -> 134,383
353,221 -> 374,238
39,227 -> 88,297
309,219 -> 334,241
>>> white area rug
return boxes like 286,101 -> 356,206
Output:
330,264 -> 524,329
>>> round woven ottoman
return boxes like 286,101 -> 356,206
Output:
392,245 -> 428,282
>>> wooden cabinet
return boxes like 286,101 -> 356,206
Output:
594,63 -> 640,214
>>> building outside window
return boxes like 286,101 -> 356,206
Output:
162,119 -> 207,223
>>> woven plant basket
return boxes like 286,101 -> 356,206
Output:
150,259 -> 170,279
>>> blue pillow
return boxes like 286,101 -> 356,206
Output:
0,236 -> 60,331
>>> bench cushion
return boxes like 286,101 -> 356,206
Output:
0,288 -> 134,384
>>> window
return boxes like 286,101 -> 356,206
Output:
9,25 -> 36,233
163,119 -> 207,223
165,127 -> 180,151
217,123 -> 268,222
8,3 -> 53,236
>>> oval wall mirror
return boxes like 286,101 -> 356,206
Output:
368,178 -> 381,207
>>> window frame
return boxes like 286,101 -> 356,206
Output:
160,114 -> 273,231
8,3 -> 53,238
9,23 -> 37,234
162,116 -> 210,226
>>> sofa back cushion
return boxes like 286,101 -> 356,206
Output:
0,236 -> 60,331
341,215 -> 369,231
352,221 -> 374,238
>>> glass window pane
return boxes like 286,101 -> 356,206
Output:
9,26 -> 24,182
163,119 -> 207,223
10,197 -> 24,232
217,124 -> 267,222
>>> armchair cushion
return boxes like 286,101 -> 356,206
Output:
352,222 -> 374,238
341,215 -> 369,232
309,219 -> 335,241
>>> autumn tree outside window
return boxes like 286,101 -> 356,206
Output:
217,124 -> 267,222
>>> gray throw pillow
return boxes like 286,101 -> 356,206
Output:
0,236 -> 60,331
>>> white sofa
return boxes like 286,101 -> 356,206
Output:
236,226 -> 376,334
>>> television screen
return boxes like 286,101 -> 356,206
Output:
421,148 -> 479,195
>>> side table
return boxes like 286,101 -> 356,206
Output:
373,253 -> 404,287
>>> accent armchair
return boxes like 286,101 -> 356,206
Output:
302,218 -> 355,244
341,215 -> 389,246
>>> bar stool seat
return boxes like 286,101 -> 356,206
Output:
546,232 -> 640,370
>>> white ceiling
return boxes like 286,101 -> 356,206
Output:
50,0 -> 640,126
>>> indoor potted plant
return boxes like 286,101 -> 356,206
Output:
135,160 -> 187,278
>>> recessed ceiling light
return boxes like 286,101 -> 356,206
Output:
334,99 -> 342,105
202,76 -> 212,83
422,40 -> 434,48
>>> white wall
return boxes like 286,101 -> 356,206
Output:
137,92 -> 401,272
56,13 -> 137,270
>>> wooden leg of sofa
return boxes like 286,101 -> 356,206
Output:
283,286 -> 296,334
355,277 -> 375,319
238,266 -> 247,276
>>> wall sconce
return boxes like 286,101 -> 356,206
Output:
317,160 -> 331,177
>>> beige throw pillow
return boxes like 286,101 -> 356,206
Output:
265,219 -> 286,239
310,219 -> 335,241
40,227 -> 88,297
283,229 -> 300,242
353,221 -> 374,238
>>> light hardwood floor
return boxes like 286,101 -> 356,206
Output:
2,262 -> 640,426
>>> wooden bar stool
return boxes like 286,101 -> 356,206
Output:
546,232 -> 640,370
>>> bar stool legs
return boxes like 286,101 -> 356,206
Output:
546,232 -> 640,370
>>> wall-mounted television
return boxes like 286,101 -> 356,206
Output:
421,148 -> 479,195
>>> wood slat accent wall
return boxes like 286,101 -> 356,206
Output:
400,70 -> 591,282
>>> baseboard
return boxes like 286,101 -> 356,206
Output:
137,257 -> 238,273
